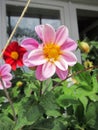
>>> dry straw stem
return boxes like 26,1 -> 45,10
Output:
0,0 -> 31,123
0,0 -> 31,58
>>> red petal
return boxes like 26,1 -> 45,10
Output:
11,62 -> 17,70
17,60 -> 23,66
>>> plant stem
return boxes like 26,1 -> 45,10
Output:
0,0 -> 31,58
40,81 -> 43,96
53,65 -> 98,89
0,78 -> 17,122
75,124 -> 85,130
32,127 -> 51,130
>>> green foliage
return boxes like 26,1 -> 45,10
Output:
0,62 -> 98,130
80,40 -> 98,66
0,114 -> 14,130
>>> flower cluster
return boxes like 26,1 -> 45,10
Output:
1,24 -> 77,89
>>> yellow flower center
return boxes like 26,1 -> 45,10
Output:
43,43 -> 61,61
11,51 -> 19,60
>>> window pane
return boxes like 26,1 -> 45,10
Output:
7,16 -> 40,40
42,19 -> 60,29
77,9 -> 98,40
6,5 -> 61,41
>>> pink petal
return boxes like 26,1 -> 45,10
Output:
21,38 -> 39,51
2,73 -> 12,81
36,65 -> 47,81
0,80 -> 11,90
28,49 -> 47,65
54,57 -> 68,71
55,25 -> 69,46
0,64 -> 11,75
56,67 -> 68,80
5,81 -> 12,89
61,38 -> 77,51
0,80 -> 6,90
62,51 -> 77,66
35,25 -> 44,40
42,62 -> 56,79
42,24 -> 55,44
23,52 -> 34,67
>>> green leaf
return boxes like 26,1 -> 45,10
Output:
42,78 -> 53,94
57,94 -> 78,107
26,104 -> 42,122
52,119 -> 66,130
46,110 -> 61,117
32,118 -> 66,130
86,102 -> 96,128
40,92 -> 59,114
92,73 -> 98,93
32,118 -> 54,130
11,86 -> 20,97
79,96 -> 88,111
24,82 -> 38,97
95,102 -> 98,129
90,41 -> 98,49
14,98 -> 43,130
75,102 -> 84,123
72,63 -> 92,91
52,77 -> 62,83
56,84 -> 78,107
0,114 -> 14,130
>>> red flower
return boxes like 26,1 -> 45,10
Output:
3,41 -> 27,70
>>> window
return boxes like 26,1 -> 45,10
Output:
0,0 -> 81,62
77,9 -> 98,41
6,5 -> 61,41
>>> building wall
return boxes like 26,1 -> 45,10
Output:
0,0 -> 98,63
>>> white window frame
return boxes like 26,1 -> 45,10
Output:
74,2 -> 98,36
68,1 -> 98,63
0,0 -> 82,62
0,0 -> 6,62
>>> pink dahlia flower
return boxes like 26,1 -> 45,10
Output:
0,64 -> 12,89
21,24 -> 77,81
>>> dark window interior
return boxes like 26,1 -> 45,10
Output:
77,9 -> 98,41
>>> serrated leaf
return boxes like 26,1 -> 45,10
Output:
40,92 -> 58,111
33,118 -> 66,130
26,104 -> 42,122
15,103 -> 42,130
57,94 -> 78,107
86,102 -> 96,128
75,102 -> 84,124
24,82 -> 38,97
42,78 -> 53,94
0,115 -> 14,130
52,119 -> 65,130
11,86 -> 20,97
92,73 -> 98,93
72,63 -> 92,91
79,96 -> 88,111
46,110 -> 61,117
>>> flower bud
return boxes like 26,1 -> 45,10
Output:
84,60 -> 93,71
16,81 -> 23,87
79,41 -> 90,53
